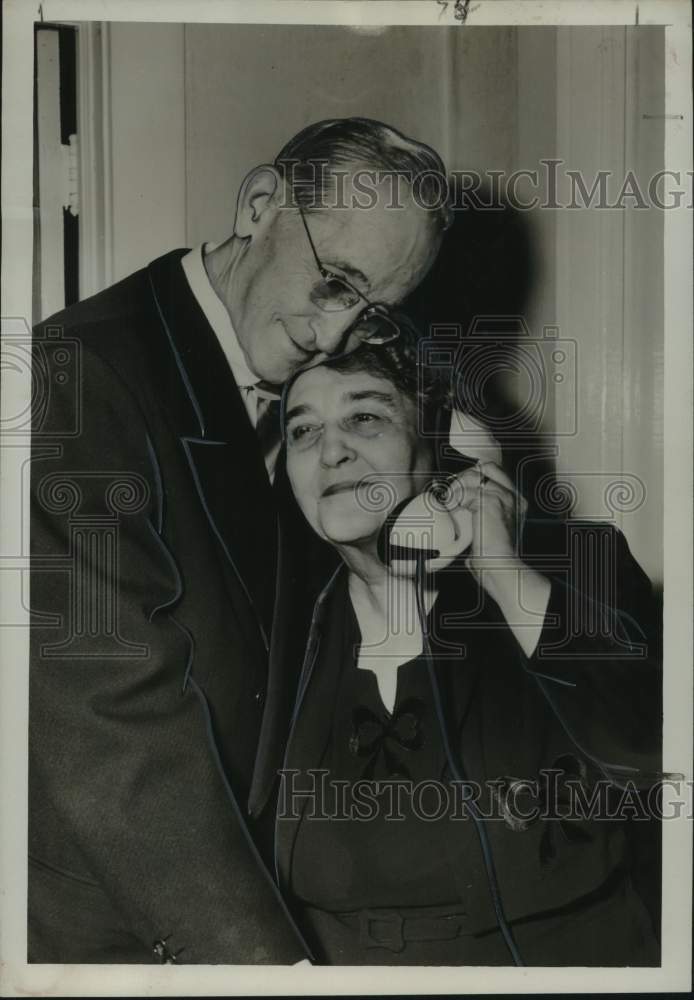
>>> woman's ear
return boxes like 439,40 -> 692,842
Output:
234,165 -> 282,239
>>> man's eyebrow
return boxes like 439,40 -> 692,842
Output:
326,259 -> 371,291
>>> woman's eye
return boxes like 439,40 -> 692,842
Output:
289,424 -> 310,440
348,412 -> 387,433
288,424 -> 320,447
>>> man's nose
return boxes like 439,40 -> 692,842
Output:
309,309 -> 360,355
319,425 -> 356,467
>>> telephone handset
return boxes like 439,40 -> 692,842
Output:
376,467 -> 475,575
377,409 -> 502,574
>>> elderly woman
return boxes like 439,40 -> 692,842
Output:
274,326 -> 661,967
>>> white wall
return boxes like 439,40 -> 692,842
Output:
183,24 -> 519,245
86,23 -> 187,288
551,27 -> 664,581
75,23 -> 664,582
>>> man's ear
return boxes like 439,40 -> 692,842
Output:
234,165 -> 282,239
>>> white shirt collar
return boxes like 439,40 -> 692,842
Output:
180,242 -> 258,393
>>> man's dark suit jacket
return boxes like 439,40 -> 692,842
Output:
29,250 -> 328,964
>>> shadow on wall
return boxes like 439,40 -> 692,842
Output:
404,183 -> 557,517
404,185 -> 664,599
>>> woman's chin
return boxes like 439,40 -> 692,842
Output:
317,509 -> 383,549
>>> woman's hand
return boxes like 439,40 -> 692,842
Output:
451,460 -> 526,565
440,461 -> 551,658
425,460 -> 525,574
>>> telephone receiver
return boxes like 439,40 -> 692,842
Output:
376,468 -> 475,575
376,408 -> 503,575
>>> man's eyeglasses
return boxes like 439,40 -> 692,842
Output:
296,203 -> 400,345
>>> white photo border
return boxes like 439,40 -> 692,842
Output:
1,0 -> 691,995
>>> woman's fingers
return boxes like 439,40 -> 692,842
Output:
434,467 -> 487,510
477,461 -> 516,493
433,466 -> 481,507
428,465 -> 527,568
447,503 -> 475,545
478,461 -> 529,515
465,480 -> 514,515
422,465 -> 527,573
438,470 -> 515,515
439,462 -> 527,517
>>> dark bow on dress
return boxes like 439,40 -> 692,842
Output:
348,697 -> 425,779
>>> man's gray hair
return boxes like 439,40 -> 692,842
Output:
274,117 -> 452,232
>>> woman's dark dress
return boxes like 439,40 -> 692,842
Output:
278,572 -> 659,966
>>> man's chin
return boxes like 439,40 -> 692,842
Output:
250,354 -> 292,385
242,329 -> 311,385
295,351 -> 329,373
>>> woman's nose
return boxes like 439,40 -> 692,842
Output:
319,426 -> 356,467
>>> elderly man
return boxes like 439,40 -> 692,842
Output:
29,118 -> 448,964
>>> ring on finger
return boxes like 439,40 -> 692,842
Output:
475,460 -> 490,486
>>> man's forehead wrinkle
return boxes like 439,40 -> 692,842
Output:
304,199 -> 434,303
312,197 -> 415,244
305,210 -> 372,290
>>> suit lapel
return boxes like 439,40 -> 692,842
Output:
181,435 -> 277,644
273,566 -> 346,884
248,459 -> 340,817
147,250 -> 278,644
